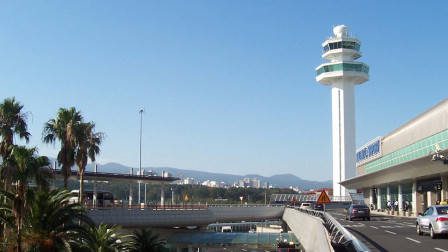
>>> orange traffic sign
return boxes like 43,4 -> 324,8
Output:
184,195 -> 188,201
316,190 -> 331,204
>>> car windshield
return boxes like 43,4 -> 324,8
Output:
436,206 -> 448,215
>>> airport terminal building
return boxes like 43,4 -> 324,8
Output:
341,98 -> 448,216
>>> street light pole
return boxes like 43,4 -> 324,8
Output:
138,109 -> 144,205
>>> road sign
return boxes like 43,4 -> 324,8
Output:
184,195 -> 188,201
317,190 -> 331,204
239,196 -> 243,201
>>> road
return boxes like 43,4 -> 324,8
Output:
330,210 -> 448,252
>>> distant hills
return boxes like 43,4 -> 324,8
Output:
49,159 -> 332,190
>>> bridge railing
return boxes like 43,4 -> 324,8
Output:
207,203 -> 285,208
87,203 -> 208,210
287,206 -> 370,252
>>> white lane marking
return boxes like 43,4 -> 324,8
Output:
384,230 -> 396,235
358,223 -> 363,225
370,226 -> 379,229
242,250 -> 247,252
405,237 -> 421,243
435,248 -> 448,252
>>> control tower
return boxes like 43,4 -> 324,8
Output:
316,25 -> 369,197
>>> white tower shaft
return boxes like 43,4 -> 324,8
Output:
331,80 -> 356,197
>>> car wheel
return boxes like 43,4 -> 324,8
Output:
430,226 -> 437,239
367,217 -> 370,221
416,224 -> 423,235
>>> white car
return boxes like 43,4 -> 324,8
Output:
299,203 -> 312,210
417,205 -> 448,238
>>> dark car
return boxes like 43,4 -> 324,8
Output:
345,204 -> 370,221
314,203 -> 324,210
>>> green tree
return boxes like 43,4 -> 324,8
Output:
129,228 -> 166,252
22,189 -> 92,252
0,97 -> 31,185
3,146 -> 51,252
0,188 -> 15,250
81,223 -> 130,252
43,107 -> 83,189
71,122 -> 104,205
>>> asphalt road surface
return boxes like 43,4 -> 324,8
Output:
330,210 -> 448,252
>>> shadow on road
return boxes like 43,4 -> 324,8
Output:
345,227 -> 389,252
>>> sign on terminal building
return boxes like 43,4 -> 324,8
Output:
356,136 -> 382,166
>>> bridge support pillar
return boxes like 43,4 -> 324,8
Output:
398,184 -> 403,214
281,221 -> 288,233
412,180 -> 420,216
161,184 -> 165,207
386,185 -> 391,204
129,183 -> 133,207
377,187 -> 382,210
93,165 -> 98,208
441,175 -> 448,201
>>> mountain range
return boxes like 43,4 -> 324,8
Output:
49,159 -> 332,190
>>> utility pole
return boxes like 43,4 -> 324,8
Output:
138,109 -> 144,205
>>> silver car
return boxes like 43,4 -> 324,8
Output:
417,205 -> 448,238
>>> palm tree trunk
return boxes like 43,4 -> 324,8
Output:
78,172 -> 85,226
79,172 -> 84,205
16,183 -> 23,252
64,176 -> 68,189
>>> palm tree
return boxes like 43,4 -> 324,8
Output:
0,97 -> 31,185
22,189 -> 93,252
43,107 -> 83,189
0,188 -> 15,250
129,228 -> 166,252
3,146 -> 51,252
81,223 -> 131,252
72,122 -> 104,205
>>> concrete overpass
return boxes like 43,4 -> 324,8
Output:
87,204 -> 285,228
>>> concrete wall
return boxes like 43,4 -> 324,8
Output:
88,205 -> 285,228
209,205 -> 284,222
282,208 -> 333,252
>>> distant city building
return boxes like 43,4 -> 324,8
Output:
233,178 -> 264,188
136,169 -> 158,176
251,178 -> 260,188
162,171 -> 172,178
263,182 -> 269,189
200,180 -> 226,188
183,178 -> 194,185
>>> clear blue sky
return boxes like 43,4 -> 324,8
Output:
1,1 -> 447,181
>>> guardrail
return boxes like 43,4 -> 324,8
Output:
287,207 -> 370,252
207,204 -> 285,208
87,204 -> 208,210
86,203 -> 286,210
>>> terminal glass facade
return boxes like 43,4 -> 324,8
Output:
323,41 -> 361,52
401,184 -> 413,212
365,129 -> 448,173
380,186 -> 388,209
316,63 -> 369,76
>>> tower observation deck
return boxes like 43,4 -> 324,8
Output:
316,25 -> 369,197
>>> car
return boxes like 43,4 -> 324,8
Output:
345,204 -> 370,221
417,205 -> 448,239
299,203 -> 312,210
314,203 -> 324,211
